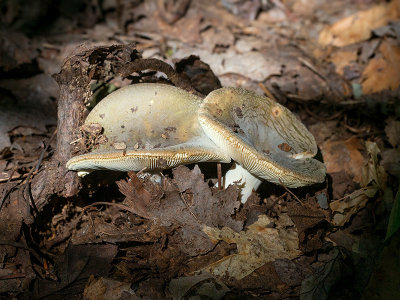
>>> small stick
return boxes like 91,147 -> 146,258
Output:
82,201 -> 137,215
179,192 -> 200,223
304,105 -> 342,121
258,82 -> 277,101
0,170 -> 39,183
217,163 -> 222,190
279,178 -> 305,207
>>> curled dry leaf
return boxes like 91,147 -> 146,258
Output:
361,141 -> 386,189
201,213 -> 301,280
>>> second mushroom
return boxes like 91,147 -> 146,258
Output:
198,87 -> 326,202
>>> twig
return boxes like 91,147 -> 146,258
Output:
0,273 -> 26,280
82,201 -> 137,215
304,105 -> 342,121
217,163 -> 222,190
179,192 -> 200,223
0,240 -> 29,250
297,57 -> 342,100
0,170 -> 38,184
297,57 -> 327,82
278,178 -> 305,207
258,82 -> 277,101
23,129 -> 58,215
343,114 -> 366,134
0,166 -> 19,211
120,58 -> 198,95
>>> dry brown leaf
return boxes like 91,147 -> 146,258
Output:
330,186 -> 378,226
318,1 -> 400,47
361,40 -> 400,94
382,149 -> 400,177
201,214 -> 301,280
117,165 -> 242,256
169,273 -> 229,300
385,118 -> 400,148
330,141 -> 385,226
174,48 -> 282,82
287,201 -> 327,252
321,137 -> 364,184
156,11 -> 203,44
84,277 -> 133,300
361,141 -> 386,189
329,51 -> 358,76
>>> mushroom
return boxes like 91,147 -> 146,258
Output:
67,83 -> 325,204
66,83 -> 231,176
198,87 -> 326,202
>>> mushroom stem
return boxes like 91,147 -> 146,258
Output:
221,163 -> 262,203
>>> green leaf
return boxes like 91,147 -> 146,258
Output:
385,186 -> 400,241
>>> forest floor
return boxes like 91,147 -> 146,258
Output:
0,0 -> 400,299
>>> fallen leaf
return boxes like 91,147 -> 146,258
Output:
201,214 -> 301,280
328,51 -> 358,76
174,48 -> 282,82
330,186 -> 378,226
318,1 -> 400,47
84,276 -> 134,300
330,141 -> 385,226
321,137 -> 364,184
172,165 -> 242,232
386,186 -> 400,241
382,149 -> 400,178
175,55 -> 222,95
0,29 -> 38,70
363,230 -> 400,300
287,201 -> 327,252
361,141 -> 386,189
221,0 -> 261,21
33,244 -> 118,299
169,272 -> 229,300
300,248 -> 350,300
385,118 -> 400,148
157,12 -> 203,44
201,27 -> 235,52
117,165 -> 242,256
361,39 -> 400,94
272,259 -> 305,286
